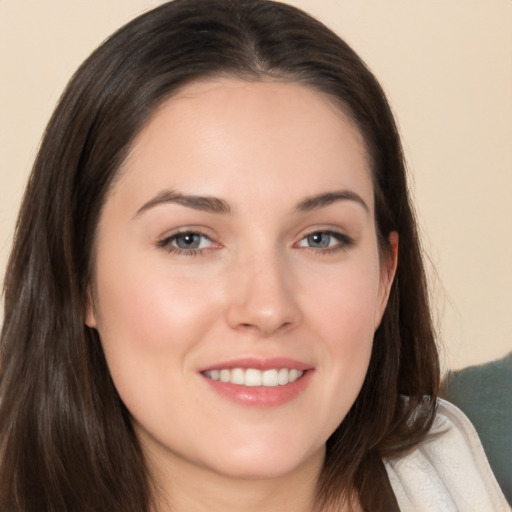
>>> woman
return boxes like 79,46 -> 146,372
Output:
0,1 -> 508,511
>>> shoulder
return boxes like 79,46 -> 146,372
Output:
441,354 -> 512,503
384,398 -> 511,512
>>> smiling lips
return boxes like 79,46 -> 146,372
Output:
203,367 -> 304,387
200,359 -> 312,406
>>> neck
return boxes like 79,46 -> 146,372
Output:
147,446 -> 327,512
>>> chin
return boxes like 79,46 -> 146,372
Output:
201,441 -> 325,481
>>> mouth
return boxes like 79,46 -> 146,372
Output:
199,358 -> 312,407
202,367 -> 305,387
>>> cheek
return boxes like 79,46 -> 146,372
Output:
91,254 -> 224,430
94,251 -> 215,341
300,262 -> 381,414
320,276 -> 377,373
90,247 -> 224,396
304,260 -> 382,345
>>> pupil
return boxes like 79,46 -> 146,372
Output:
309,233 -> 329,248
177,234 -> 200,249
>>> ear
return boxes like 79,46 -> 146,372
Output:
85,287 -> 97,328
375,231 -> 399,328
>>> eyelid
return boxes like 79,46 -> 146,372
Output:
156,227 -> 221,255
155,225 -> 354,256
294,227 -> 354,252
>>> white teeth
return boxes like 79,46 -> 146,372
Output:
262,369 -> 279,387
203,368 -> 304,387
245,369 -> 262,386
231,368 -> 245,385
278,368 -> 289,385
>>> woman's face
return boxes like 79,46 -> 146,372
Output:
87,78 -> 397,482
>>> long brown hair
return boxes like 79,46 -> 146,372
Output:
0,1 -> 439,510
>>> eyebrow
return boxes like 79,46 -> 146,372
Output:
296,190 -> 369,213
135,190 -> 231,217
134,188 -> 368,218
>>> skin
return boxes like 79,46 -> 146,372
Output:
87,78 -> 398,512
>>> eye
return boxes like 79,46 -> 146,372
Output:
158,231 -> 216,254
296,230 -> 353,252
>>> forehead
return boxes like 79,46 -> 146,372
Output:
113,77 -> 373,213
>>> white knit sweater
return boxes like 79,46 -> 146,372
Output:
384,398 -> 510,511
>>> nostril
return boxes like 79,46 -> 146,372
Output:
233,320 -> 294,336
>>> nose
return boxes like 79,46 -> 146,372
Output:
225,252 -> 302,337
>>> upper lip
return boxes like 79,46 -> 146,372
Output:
199,357 -> 313,372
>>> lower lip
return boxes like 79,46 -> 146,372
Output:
201,370 -> 313,407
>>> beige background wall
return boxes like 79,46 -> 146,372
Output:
1,0 -> 511,371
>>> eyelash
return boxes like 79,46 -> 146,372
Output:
157,229 -> 354,256
296,230 -> 354,254
157,230 -> 215,256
